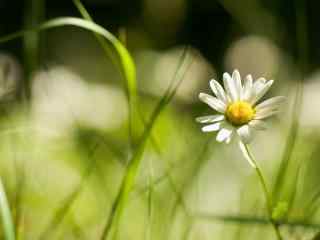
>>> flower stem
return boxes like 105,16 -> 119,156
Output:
242,142 -> 283,240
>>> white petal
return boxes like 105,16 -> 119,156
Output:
248,120 -> 268,130
243,74 -> 253,101
254,109 -> 279,120
199,93 -> 226,113
232,70 -> 243,99
248,78 -> 267,101
223,72 -> 238,102
253,78 -> 267,91
250,80 -> 274,105
239,141 -> 256,168
255,96 -> 286,110
225,131 -> 233,144
196,114 -> 224,123
255,105 -> 280,116
216,127 -> 233,142
210,79 -> 228,103
202,122 -> 222,132
255,104 -> 278,115
237,125 -> 252,143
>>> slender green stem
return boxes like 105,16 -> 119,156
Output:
242,142 -> 283,240
0,178 -> 16,240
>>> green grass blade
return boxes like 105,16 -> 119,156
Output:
194,213 -> 320,230
167,137 -> 212,238
71,0 -> 137,146
41,18 -> 136,100
72,0 -> 165,154
145,158 -> 154,240
38,140 -> 101,239
0,17 -> 136,105
272,80 -> 303,199
99,46 -> 192,240
286,162 -> 303,216
0,17 -> 137,148
15,2 -> 45,238
71,0 -> 118,68
23,0 -> 45,99
273,0 -> 308,200
0,178 -> 15,240
38,187 -> 82,240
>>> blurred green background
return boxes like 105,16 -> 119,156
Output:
0,0 -> 318,239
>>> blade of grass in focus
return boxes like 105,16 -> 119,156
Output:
71,0 -> 137,147
72,0 -> 119,69
0,17 -> 136,110
99,46 -> 192,240
72,0 -> 163,156
0,178 -> 16,240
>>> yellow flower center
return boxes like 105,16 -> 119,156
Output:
226,101 -> 255,126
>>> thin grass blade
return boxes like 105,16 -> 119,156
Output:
273,0 -> 308,200
0,178 -> 15,240
0,17 -> 136,106
194,213 -> 320,230
71,0 -> 137,146
99,46 -> 192,240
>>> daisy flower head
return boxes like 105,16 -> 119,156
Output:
196,69 -> 285,144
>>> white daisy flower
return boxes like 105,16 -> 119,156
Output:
196,69 -> 285,144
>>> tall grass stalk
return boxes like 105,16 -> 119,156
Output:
72,0 -> 137,148
14,1 -> 46,238
273,0 -> 308,200
99,46 -> 192,240
23,0 -> 45,99
0,178 -> 15,240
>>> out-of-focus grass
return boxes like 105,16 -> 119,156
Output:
0,1 -> 320,240
0,179 -> 15,240
99,46 -> 193,240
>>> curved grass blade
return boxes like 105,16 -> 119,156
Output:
0,16 -> 138,150
71,0 -> 137,146
99,46 -> 192,240
0,178 -> 15,240
72,0 -> 119,69
0,17 -> 137,107
72,0 -> 165,154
